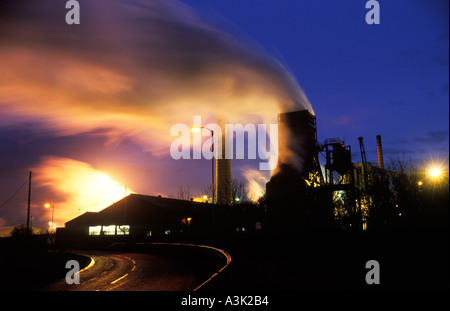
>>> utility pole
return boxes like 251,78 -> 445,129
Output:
26,171 -> 32,235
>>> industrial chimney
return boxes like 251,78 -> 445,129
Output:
216,121 -> 232,205
376,135 -> 384,169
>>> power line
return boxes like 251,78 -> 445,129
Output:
0,178 -> 28,209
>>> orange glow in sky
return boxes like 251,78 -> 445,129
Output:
33,156 -> 134,227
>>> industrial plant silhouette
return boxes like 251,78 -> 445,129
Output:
1,109 -> 446,291
57,109 -> 447,245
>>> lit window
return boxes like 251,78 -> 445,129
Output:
103,225 -> 116,235
164,229 -> 171,235
117,225 -> 130,235
89,226 -> 101,236
147,230 -> 152,237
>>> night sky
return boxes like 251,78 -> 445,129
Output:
0,0 -> 448,231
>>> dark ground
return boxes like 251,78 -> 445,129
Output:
0,226 -> 448,291
209,227 -> 449,291
0,235 -> 91,290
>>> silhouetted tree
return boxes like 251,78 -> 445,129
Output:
333,188 -> 363,230
10,225 -> 31,237
176,184 -> 192,201
202,178 -> 252,205
385,157 -> 421,226
257,191 -> 267,212
231,178 -> 250,204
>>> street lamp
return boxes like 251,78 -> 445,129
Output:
428,167 -> 443,180
44,203 -> 54,231
425,163 -> 448,186
191,126 -> 216,244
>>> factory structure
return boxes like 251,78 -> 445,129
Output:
266,110 -> 387,232
57,109 -> 389,247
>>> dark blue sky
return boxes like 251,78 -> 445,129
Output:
0,0 -> 448,230
185,0 -> 449,161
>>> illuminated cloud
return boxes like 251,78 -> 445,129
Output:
0,0 -> 312,158
33,156 -> 134,227
0,0 -> 315,227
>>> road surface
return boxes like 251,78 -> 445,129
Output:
44,251 -> 213,291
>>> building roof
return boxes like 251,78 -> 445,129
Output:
65,194 -> 212,228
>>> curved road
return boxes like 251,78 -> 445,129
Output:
44,251 -> 213,291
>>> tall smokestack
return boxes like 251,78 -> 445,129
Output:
376,135 -> 384,169
216,121 -> 232,205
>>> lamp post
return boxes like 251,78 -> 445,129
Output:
44,203 -> 54,231
191,126 -> 216,244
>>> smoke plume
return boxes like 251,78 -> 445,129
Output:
0,0 -> 312,158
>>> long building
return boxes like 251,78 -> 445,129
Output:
56,194 -> 263,248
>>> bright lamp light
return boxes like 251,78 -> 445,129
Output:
428,167 -> 442,179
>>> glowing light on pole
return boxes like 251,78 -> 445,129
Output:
428,167 -> 442,179
426,163 -> 447,185
423,158 -> 448,185
44,203 -> 54,231
191,126 -> 216,243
